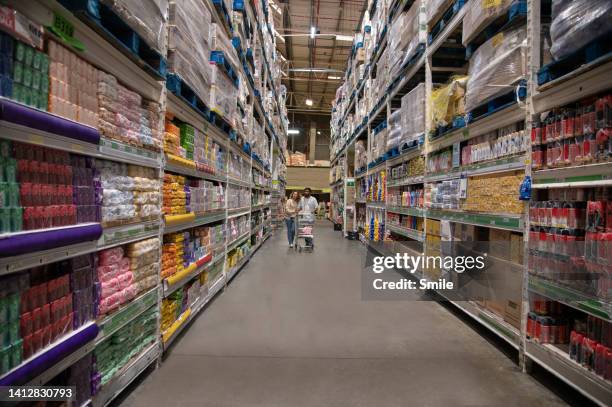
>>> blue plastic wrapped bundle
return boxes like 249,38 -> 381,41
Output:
549,0 -> 612,60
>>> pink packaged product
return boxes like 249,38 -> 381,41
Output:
98,247 -> 124,266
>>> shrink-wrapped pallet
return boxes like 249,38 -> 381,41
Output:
400,83 -> 426,145
464,27 -> 527,112
549,0 -> 612,60
168,0 -> 212,105
431,76 -> 468,128
462,0 -> 513,46
101,0 -> 168,56
387,2 -> 426,79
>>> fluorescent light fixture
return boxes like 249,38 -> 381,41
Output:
335,34 -> 354,42
305,99 -> 313,106
310,26 -> 316,39
317,131 -> 321,135
328,76 -> 341,80
288,129 -> 300,135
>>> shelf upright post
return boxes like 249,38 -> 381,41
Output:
423,42 -> 434,256
521,0 -> 541,373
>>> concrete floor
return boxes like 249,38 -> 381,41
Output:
120,221 -> 571,407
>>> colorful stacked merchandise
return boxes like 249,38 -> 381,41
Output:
93,305 -> 157,387
227,185 -> 250,209
0,273 -> 25,374
0,253 -> 95,373
97,70 -> 162,151
48,40 -> 97,126
127,237 -> 159,294
179,123 -> 195,161
128,165 -> 161,220
161,232 -> 185,279
97,160 -> 135,226
95,238 -> 160,316
227,214 -> 249,242
164,121 -> 181,156
162,174 -> 187,215
1,33 -> 49,111
161,292 -> 182,334
531,93 -> 610,170
0,140 -> 99,234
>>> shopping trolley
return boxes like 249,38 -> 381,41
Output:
295,211 -> 314,252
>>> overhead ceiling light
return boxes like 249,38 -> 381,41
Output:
317,131 -> 321,135
305,99 -> 313,106
288,129 -> 300,135
335,35 -> 354,42
328,76 -> 341,80
310,26 -> 316,39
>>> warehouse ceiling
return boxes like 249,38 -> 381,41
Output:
273,0 -> 368,122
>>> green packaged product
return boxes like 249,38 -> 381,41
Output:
15,42 -> 25,62
0,323 -> 8,347
32,70 -> 40,90
23,67 -> 32,88
0,139 -> 11,158
32,51 -> 41,70
24,46 -> 33,67
39,95 -> 48,111
41,75 -> 49,94
0,183 -> 8,208
0,208 -> 9,233
5,159 -> 16,183
11,207 -> 22,232
13,62 -> 22,84
12,84 -> 22,104
39,53 -> 49,73
7,320 -> 19,345
0,346 -> 9,374
7,294 -> 19,321
0,297 -> 7,324
8,183 -> 19,207
10,340 -> 22,369
23,87 -> 32,107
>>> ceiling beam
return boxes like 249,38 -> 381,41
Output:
319,0 -> 344,107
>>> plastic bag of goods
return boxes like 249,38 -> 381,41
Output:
549,0 -> 612,60
386,109 -> 403,150
431,76 -> 468,129
465,27 -> 527,113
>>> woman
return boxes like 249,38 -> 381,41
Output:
285,191 -> 300,247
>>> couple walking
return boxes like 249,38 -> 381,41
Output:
285,187 -> 318,248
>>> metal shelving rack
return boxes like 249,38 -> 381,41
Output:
330,0 -> 612,404
0,0 -> 285,404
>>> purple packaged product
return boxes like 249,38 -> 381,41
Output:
70,253 -> 93,270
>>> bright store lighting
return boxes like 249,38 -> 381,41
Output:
310,26 -> 316,39
288,129 -> 300,135
335,35 -> 354,42
328,76 -> 341,80
305,99 -> 313,106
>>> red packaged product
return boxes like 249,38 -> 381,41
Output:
534,316 -> 543,341
527,312 -> 536,338
606,348 -> 612,380
569,331 -> 583,361
68,205 -> 76,225
582,338 -> 597,370
562,109 -> 575,139
531,122 -> 541,145
587,201 -> 606,232
30,183 -> 41,207
32,307 -> 42,332
583,104 -> 596,135
595,128 -> 609,161
42,325 -> 52,347
598,233 -> 612,265
584,133 -> 597,162
17,159 -> 29,183
38,162 -> 49,184
596,95 -> 612,129
41,303 -> 50,327
22,334 -> 32,359
32,329 -> 43,354
20,311 -> 32,337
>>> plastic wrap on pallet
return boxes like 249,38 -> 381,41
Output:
465,26 -> 527,113
431,76 -> 468,128
168,0 -> 212,105
355,140 -> 367,170
388,2 -> 425,79
209,65 -> 237,125
549,0 -> 612,60
462,0 -> 514,46
210,23 -> 240,71
372,127 -> 387,160
400,83 -> 425,146
386,109 -> 403,150
101,0 -> 169,56
426,0 -> 450,25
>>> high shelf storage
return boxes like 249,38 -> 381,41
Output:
330,0 -> 612,405
0,0 -> 287,405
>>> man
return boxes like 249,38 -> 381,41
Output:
298,188 -> 318,247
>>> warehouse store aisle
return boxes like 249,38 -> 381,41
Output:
121,222 -> 567,407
